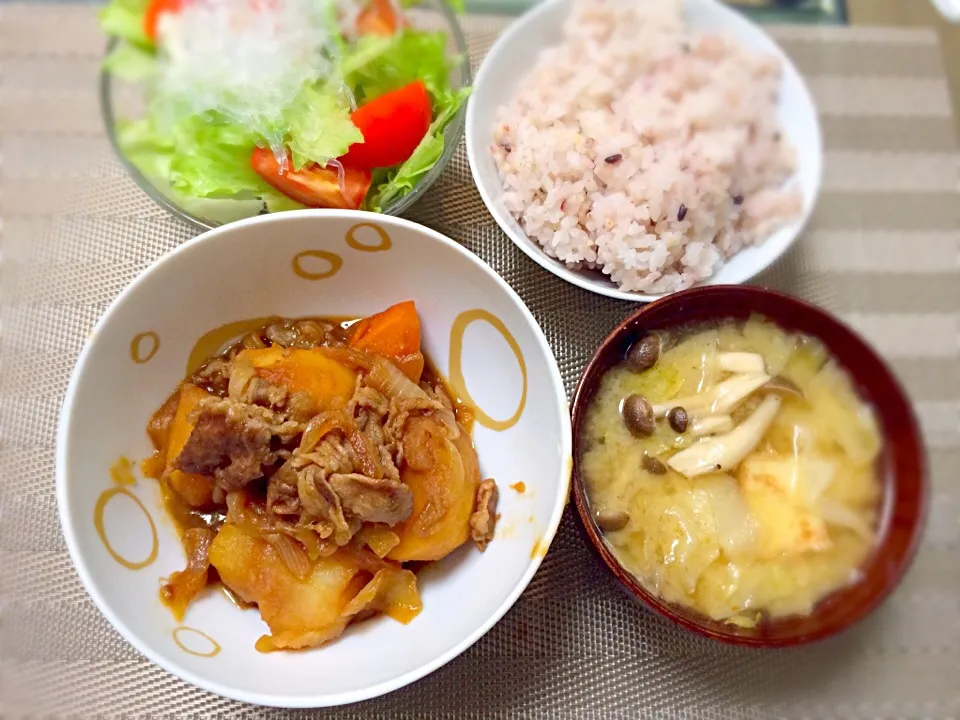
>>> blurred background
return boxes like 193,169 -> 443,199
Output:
468,0 -> 847,21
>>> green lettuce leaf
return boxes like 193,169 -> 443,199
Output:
100,0 -> 152,47
103,42 -> 158,81
284,84 -> 363,171
116,117 -> 175,180
167,115 -> 272,198
117,113 -> 275,200
363,86 -> 470,211
343,28 -> 456,105
117,118 -> 292,223
262,190 -> 307,213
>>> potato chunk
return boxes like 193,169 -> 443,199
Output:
235,347 -> 357,412
388,416 -> 481,562
209,524 -> 365,652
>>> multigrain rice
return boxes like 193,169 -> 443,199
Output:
491,0 -> 803,294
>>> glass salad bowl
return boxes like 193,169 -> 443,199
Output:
101,1 -> 472,231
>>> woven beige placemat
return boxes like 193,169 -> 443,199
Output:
2,5 -> 959,718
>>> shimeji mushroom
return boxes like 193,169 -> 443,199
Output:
718,352 -> 766,375
653,373 -> 771,418
690,415 -> 735,437
667,395 -> 782,477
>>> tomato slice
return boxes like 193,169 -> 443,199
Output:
356,0 -> 407,37
340,81 -> 432,170
143,0 -> 184,41
251,149 -> 373,210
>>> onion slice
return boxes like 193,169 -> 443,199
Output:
265,532 -> 312,580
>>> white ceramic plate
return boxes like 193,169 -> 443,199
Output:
56,211 -> 571,708
466,0 -> 823,302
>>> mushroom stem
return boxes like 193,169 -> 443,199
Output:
667,395 -> 782,477
763,375 -> 804,400
718,352 -> 766,374
653,373 -> 771,418
691,415 -> 735,437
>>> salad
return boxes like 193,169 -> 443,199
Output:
100,0 -> 470,221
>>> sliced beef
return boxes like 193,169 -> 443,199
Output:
345,385 -> 400,482
295,463 -> 355,544
285,390 -> 317,422
298,434 -> 357,476
348,385 -> 389,423
174,398 -> 293,491
230,362 -> 439,545
366,424 -> 400,483
191,357 -> 233,397
470,479 -> 499,552
422,380 -> 455,414
329,473 -> 413,526
385,395 -> 450,455
248,378 -> 288,409
232,369 -> 316,424
265,460 -> 301,516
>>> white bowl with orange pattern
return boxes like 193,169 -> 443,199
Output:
56,210 -> 571,708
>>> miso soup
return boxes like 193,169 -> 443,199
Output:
581,315 -> 881,626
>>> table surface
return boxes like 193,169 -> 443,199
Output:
1,4 -> 959,719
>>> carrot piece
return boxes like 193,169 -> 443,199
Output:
349,301 -> 424,382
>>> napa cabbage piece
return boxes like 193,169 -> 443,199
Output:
806,361 -> 882,466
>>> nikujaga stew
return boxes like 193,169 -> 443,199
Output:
144,301 -> 499,652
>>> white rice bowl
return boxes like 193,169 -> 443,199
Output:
482,0 -> 811,296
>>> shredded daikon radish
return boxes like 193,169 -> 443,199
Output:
154,0 -> 354,148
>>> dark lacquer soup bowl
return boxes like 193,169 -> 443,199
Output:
570,286 -> 927,647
